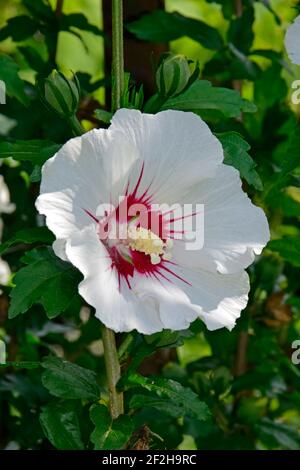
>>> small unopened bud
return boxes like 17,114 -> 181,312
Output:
156,54 -> 191,98
39,70 -> 80,118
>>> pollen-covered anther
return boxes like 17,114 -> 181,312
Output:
127,226 -> 172,265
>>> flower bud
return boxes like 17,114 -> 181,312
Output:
156,53 -> 191,98
39,70 -> 80,118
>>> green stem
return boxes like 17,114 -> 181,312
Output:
68,115 -> 85,136
55,0 -> 64,17
102,325 -> 124,419
49,0 -> 64,67
111,0 -> 124,111
234,0 -> 243,17
100,0 -> 125,420
118,333 -> 134,360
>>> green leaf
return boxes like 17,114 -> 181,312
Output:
256,1 -> 281,24
240,98 -> 257,114
228,43 -> 261,80
41,356 -> 101,401
40,402 -> 84,450
30,165 -> 42,182
126,374 -> 210,421
0,140 -> 60,166
9,247 -> 82,319
95,109 -> 113,124
90,404 -> 134,450
161,80 -> 256,118
127,10 -> 223,50
118,331 -> 187,388
251,49 -> 291,73
217,132 -> 263,190
145,330 -> 187,349
60,14 -> 103,36
121,73 -> 145,110
0,16 -> 38,42
0,227 -> 54,255
19,46 -> 47,73
257,418 -> 300,450
276,193 -> 300,217
0,54 -> 29,106
264,126 -> 300,203
0,361 -> 40,369
228,6 -> 254,54
206,0 -> 234,19
278,127 -> 300,176
267,237 -> 300,267
23,0 -> 54,20
254,63 -> 287,111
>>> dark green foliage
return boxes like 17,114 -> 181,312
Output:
41,356 -> 101,401
268,238 -> 300,267
127,10 -> 223,50
127,374 -> 210,421
218,132 -> 263,190
161,80 -> 256,118
0,16 -> 39,42
9,248 -> 82,319
0,55 -> 29,106
0,227 -> 54,255
90,404 -> 134,450
0,140 -> 60,165
40,402 -> 85,450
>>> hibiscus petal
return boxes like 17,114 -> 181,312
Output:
111,109 -> 223,203
65,225 -> 165,334
0,175 -> 15,214
36,127 -> 139,258
285,15 -> 300,66
160,264 -> 250,331
0,257 -> 10,285
191,269 -> 250,331
134,276 -> 199,331
173,164 -> 269,274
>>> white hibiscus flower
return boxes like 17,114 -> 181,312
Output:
285,14 -> 300,65
0,174 -> 15,288
0,258 -> 10,286
0,175 -> 15,220
36,109 -> 269,334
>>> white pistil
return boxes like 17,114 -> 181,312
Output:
150,254 -> 161,265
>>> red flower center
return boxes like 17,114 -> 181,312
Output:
85,164 -> 190,290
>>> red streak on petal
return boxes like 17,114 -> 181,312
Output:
168,211 -> 200,224
139,180 -> 154,204
84,209 -> 99,223
131,162 -> 145,198
153,268 -> 174,286
169,230 -> 186,235
159,264 -> 192,286
83,161 -> 191,291
108,246 -> 134,289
